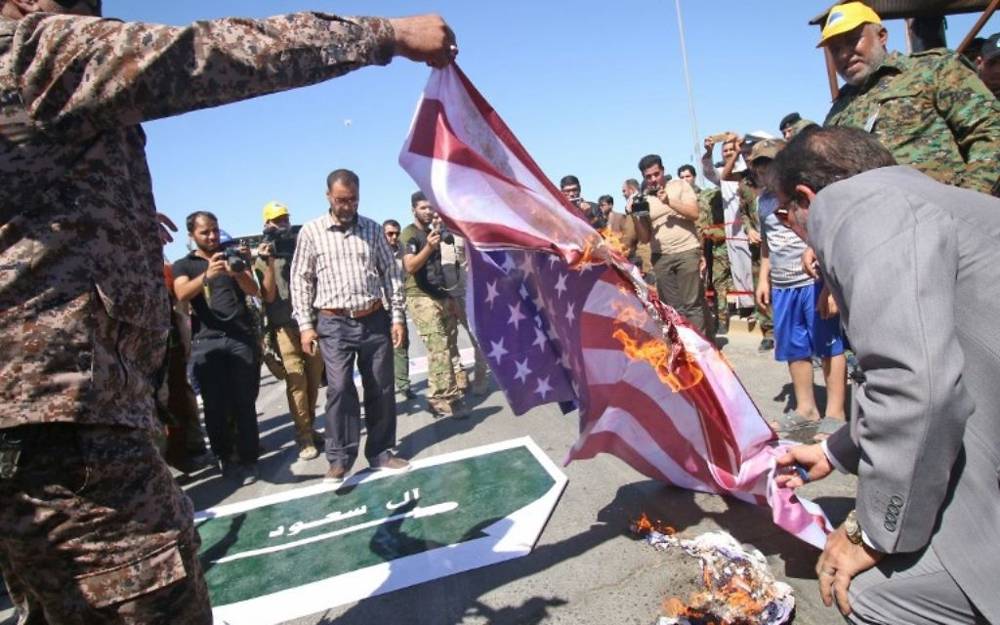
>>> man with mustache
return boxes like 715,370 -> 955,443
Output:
821,2 -> 1000,196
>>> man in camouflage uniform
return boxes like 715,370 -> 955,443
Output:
820,1 -> 1000,196
401,192 -> 465,417
0,1 -> 456,621
383,219 -> 416,401
441,234 -> 492,397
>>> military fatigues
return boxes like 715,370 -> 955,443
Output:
401,224 -> 464,414
0,10 -> 395,622
440,236 -> 491,394
697,188 -> 732,336
254,256 -> 324,451
388,244 -> 413,395
746,189 -> 774,341
697,185 -> 762,338
826,50 -> 1000,196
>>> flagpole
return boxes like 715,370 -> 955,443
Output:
674,0 -> 702,184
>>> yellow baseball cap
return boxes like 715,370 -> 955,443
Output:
818,2 -> 882,47
262,201 -> 289,222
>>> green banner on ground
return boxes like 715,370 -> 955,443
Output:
196,437 -> 567,625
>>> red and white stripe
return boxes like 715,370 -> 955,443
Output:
400,65 -> 833,548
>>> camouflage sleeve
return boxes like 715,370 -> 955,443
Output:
12,11 -> 395,139
933,54 -> 1000,195
739,185 -> 756,232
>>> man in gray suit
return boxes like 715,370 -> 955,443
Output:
772,126 -> 999,625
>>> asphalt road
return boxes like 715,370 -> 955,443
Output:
1,318 -> 856,625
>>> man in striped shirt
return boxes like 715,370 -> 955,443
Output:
291,169 -> 409,483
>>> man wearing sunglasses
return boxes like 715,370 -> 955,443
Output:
0,1 -> 456,622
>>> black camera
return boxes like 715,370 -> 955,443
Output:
432,222 -> 455,245
630,192 -> 652,218
223,246 -> 247,273
261,225 -> 300,259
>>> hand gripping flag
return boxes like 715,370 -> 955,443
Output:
399,65 -> 832,548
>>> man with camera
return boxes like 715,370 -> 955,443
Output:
254,201 -> 325,461
401,191 -> 466,418
637,154 -> 704,332
173,211 -> 262,486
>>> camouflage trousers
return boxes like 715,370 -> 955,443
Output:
393,315 -> 411,394
708,250 -> 734,328
0,424 -> 212,624
750,257 -> 774,338
451,295 -> 490,392
274,325 -> 324,448
408,296 -> 463,404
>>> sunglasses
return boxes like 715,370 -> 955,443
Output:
52,0 -> 102,13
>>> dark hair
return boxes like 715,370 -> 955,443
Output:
326,168 -> 359,191
778,112 -> 801,131
962,36 -> 986,63
771,126 -> 897,198
677,164 -> 696,178
383,219 -> 401,230
623,178 -> 640,191
559,175 -> 581,189
637,154 -> 662,172
410,190 -> 427,208
186,210 -> 217,233
597,194 -> 613,206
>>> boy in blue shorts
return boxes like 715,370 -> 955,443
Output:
750,139 -> 846,435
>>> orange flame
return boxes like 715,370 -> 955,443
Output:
629,512 -> 676,537
612,328 -> 704,393
598,226 -> 628,257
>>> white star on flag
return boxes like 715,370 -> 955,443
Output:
532,326 -> 547,351
507,302 -> 527,330
487,338 -> 508,364
484,280 -> 500,308
565,302 -> 576,324
514,357 -> 532,383
554,273 -> 568,298
535,376 -> 553,399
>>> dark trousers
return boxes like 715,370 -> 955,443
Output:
652,247 -> 707,333
191,335 -> 260,465
317,308 -> 396,469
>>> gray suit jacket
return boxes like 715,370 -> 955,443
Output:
810,166 -> 1000,623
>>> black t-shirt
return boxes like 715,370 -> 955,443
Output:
172,252 -> 254,341
401,223 -> 450,300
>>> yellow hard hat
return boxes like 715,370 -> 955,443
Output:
262,201 -> 289,222
818,2 -> 882,47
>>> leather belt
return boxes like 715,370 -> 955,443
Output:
319,300 -> 383,320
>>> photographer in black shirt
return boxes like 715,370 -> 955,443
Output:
173,211 -> 262,485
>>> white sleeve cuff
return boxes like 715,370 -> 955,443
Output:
821,439 -> 850,474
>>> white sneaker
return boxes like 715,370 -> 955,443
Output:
298,445 -> 319,461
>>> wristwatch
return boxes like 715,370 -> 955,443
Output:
843,509 -> 863,545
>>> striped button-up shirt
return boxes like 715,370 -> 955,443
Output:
291,213 -> 404,330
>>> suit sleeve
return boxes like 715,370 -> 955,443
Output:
819,186 -> 975,554
13,12 -> 394,140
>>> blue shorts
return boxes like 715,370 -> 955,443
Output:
771,282 -> 845,362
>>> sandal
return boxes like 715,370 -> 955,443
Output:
769,410 -> 818,433
812,417 -> 845,441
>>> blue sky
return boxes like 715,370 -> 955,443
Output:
102,1 -> 997,262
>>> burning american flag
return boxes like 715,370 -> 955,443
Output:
399,65 -> 832,548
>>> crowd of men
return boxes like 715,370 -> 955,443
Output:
1,1 -> 998,624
